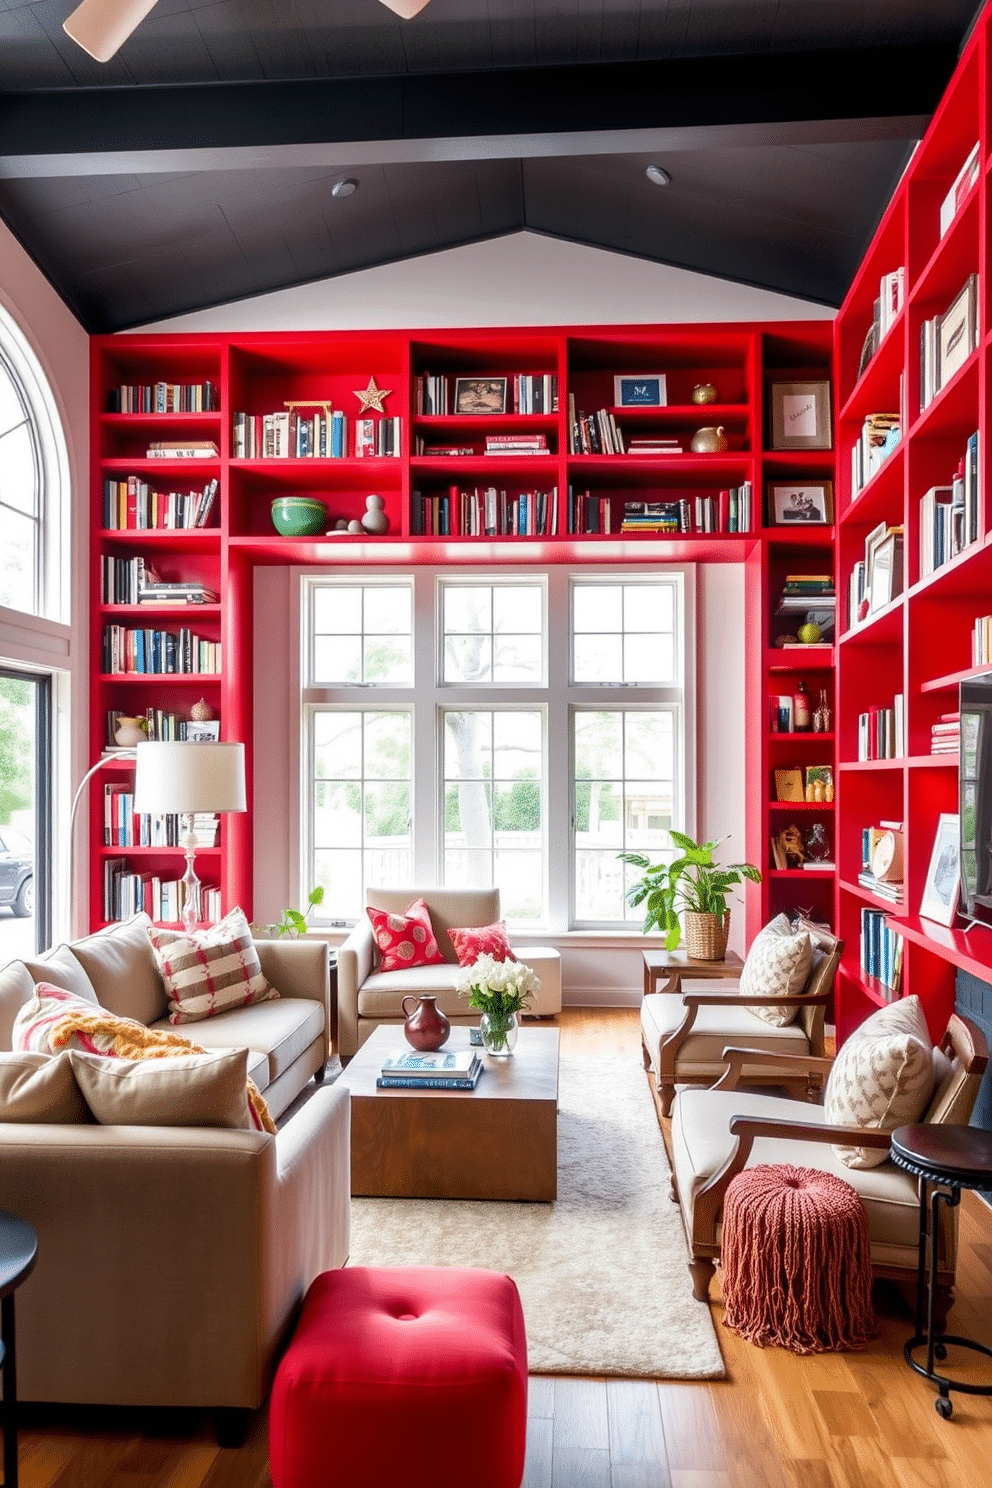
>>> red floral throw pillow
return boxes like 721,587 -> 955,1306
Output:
447,921 -> 517,967
366,899 -> 447,972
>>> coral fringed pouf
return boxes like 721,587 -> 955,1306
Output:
721,1164 -> 874,1354
270,1266 -> 528,1488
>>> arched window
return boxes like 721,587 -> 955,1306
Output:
0,306 -> 69,621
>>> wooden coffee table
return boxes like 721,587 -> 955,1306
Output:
339,1024 -> 559,1202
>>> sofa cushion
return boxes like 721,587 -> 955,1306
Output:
448,921 -> 516,967
23,943 -> 100,1007
640,987 -> 810,1072
0,960 -> 37,1051
151,997 -> 324,1083
69,913 -> 166,1025
738,914 -> 813,1027
147,907 -> 278,1024
825,995 -> 935,1169
367,898 -> 446,973
0,1050 -> 90,1123
69,1048 -> 254,1129
357,965 -> 468,1020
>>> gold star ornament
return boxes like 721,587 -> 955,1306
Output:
354,376 -> 392,413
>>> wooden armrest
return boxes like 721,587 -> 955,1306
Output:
728,1114 -> 891,1149
714,1046 -> 833,1091
681,988 -> 830,1008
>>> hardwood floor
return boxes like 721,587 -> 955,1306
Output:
9,1007 -> 992,1487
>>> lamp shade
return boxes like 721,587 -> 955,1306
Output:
132,742 -> 246,815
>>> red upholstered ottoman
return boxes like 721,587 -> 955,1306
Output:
269,1266 -> 528,1488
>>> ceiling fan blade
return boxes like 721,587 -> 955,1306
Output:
63,0 -> 160,62
377,0 -> 433,17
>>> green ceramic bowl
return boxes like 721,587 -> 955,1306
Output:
271,496 -> 328,536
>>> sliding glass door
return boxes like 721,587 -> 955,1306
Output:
0,668 -> 51,957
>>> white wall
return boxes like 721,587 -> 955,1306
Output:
136,230 -> 834,334
144,232 -> 829,1002
0,218 -> 90,941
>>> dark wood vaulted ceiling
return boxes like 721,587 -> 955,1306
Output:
0,1 -> 983,332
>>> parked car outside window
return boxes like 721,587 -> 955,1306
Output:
0,825 -> 33,917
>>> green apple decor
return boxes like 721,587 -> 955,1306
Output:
797,621 -> 823,644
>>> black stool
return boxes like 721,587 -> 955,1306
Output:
0,1210 -> 38,1488
890,1124 -> 992,1419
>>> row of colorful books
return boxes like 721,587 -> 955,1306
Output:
377,1048 -> 483,1090
232,410 -> 401,459
102,477 -> 218,531
101,555 -> 218,607
103,859 -> 221,925
101,625 -> 221,676
918,432 -> 979,578
411,485 -> 557,538
415,373 -> 559,417
109,380 -> 218,413
972,614 -> 992,666
860,907 -> 904,994
857,695 -> 904,760
102,790 -> 219,849
105,708 -> 190,747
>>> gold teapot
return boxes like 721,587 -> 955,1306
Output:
690,425 -> 728,454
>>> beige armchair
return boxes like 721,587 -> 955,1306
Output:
336,887 -> 562,1057
669,1012 -> 988,1307
641,919 -> 842,1116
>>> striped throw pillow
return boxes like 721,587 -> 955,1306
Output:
146,907 -> 279,1025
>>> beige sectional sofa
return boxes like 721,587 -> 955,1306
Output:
337,886 -> 562,1057
0,912 -> 350,1431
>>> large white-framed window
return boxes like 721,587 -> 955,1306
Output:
300,566 -> 693,931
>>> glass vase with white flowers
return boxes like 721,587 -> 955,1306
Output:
457,953 -> 540,1056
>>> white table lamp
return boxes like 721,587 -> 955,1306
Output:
133,741 -> 246,932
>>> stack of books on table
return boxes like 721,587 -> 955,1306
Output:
377,1049 -> 484,1090
931,712 -> 960,755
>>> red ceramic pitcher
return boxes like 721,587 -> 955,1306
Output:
401,994 -> 451,1052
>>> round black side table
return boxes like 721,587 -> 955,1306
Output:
0,1210 -> 37,1488
890,1124 -> 992,1419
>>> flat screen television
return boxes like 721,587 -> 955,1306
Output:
959,675 -> 992,927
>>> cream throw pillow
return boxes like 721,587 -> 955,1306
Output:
0,1050 -> 90,1123
69,1048 -> 254,1129
825,995 -> 935,1169
146,906 -> 278,1024
739,914 -> 813,1027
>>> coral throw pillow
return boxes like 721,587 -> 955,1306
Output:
11,983 -> 131,1055
448,921 -> 517,967
367,898 -> 447,972
146,906 -> 278,1024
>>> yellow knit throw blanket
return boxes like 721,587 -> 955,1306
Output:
49,1009 -> 277,1134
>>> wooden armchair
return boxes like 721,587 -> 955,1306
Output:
641,919 -> 843,1116
669,1012 -> 989,1305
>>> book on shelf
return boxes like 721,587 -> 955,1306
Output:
412,485 -> 557,538
931,712 -> 960,755
939,142 -> 980,237
379,1049 -> 480,1078
920,273 -> 978,411
857,871 -> 904,904
103,477 -> 218,531
145,439 -> 219,459
859,906 -> 904,994
857,695 -> 904,760
109,380 -> 217,413
851,412 -> 900,495
101,555 -> 219,606
973,614 -> 992,667
483,434 -> 548,455
417,444 -> 475,456
918,434 -> 979,577
102,625 -> 221,675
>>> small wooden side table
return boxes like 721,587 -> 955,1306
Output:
0,1210 -> 38,1488
642,947 -> 743,999
890,1124 -> 992,1419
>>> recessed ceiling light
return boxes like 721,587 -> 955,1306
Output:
646,165 -> 671,187
332,179 -> 358,198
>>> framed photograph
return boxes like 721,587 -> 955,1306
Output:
774,768 -> 805,802
613,373 -> 667,408
769,380 -> 833,451
769,480 -> 834,525
920,812 -> 961,927
453,377 -> 509,415
868,531 -> 904,611
937,275 -> 977,389
185,720 -> 220,742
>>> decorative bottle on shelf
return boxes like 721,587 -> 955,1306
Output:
813,689 -> 832,733
793,680 -> 811,732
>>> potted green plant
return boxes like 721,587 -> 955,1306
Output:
619,833 -> 761,960
252,886 -> 325,939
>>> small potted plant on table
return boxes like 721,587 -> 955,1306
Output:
620,832 -> 761,960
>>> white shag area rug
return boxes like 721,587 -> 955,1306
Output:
347,1054 -> 725,1379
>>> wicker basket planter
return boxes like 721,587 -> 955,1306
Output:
683,910 -> 730,961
